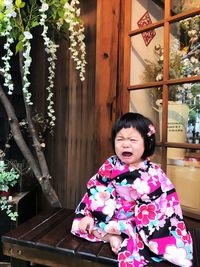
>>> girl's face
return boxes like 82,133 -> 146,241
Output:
114,127 -> 145,167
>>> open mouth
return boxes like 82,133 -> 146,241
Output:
122,152 -> 133,157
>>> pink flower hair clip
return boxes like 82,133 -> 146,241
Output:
147,124 -> 156,137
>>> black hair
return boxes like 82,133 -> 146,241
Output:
111,112 -> 156,159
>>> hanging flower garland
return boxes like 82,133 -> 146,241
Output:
22,32 -> 33,105
0,0 -> 87,126
39,1 -> 58,126
62,0 -> 87,82
1,0 -> 16,95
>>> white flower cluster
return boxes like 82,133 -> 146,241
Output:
1,1 -> 33,106
62,0 -> 87,81
22,32 -> 33,105
39,0 -> 58,126
1,0 -> 15,95
0,0 -> 87,128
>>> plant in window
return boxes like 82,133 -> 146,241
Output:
143,14 -> 200,108
0,151 -> 19,221
0,0 -> 87,209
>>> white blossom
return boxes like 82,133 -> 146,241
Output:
23,31 -> 33,40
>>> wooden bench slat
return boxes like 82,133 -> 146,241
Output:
149,263 -> 175,266
182,217 -> 200,267
57,233 -> 84,253
191,227 -> 200,266
184,216 -> 200,229
76,240 -> 104,257
36,213 -> 74,246
96,243 -> 117,263
21,209 -> 73,242
1,207 -> 62,241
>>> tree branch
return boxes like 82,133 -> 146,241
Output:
0,84 -> 42,178
19,52 -> 50,179
0,83 -> 61,207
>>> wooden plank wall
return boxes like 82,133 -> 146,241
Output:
49,0 -> 98,209
30,0 -> 123,210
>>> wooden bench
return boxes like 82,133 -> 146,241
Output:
1,207 -> 200,267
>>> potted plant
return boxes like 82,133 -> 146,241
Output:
0,151 -> 19,221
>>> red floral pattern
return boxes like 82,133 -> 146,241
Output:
176,221 -> 191,243
137,203 -> 156,226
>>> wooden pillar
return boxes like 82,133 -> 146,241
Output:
95,0 -> 121,164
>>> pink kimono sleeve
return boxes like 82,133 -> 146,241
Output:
133,166 -> 193,266
71,157 -> 117,242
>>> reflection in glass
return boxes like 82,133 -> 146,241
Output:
167,91 -> 189,149
130,27 -> 163,85
170,15 -> 200,80
129,87 -> 162,141
168,83 -> 200,145
171,0 -> 200,15
167,149 -> 200,214
131,0 -> 164,31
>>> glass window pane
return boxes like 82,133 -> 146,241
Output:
129,87 -> 162,142
151,146 -> 162,165
167,99 -> 189,144
170,15 -> 200,80
131,0 -> 164,31
171,0 -> 200,15
130,27 -> 164,85
168,82 -> 200,145
167,149 -> 200,214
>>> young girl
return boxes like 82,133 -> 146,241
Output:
71,112 -> 193,267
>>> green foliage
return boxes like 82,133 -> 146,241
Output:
0,0 -> 81,50
188,109 -> 197,124
0,161 -> 19,192
0,196 -> 18,221
0,161 -> 19,221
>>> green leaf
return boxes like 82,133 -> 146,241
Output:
58,9 -> 64,18
31,21 -> 39,28
20,2 -> 25,8
0,13 -> 4,21
19,33 -> 24,41
15,0 -> 22,7
15,0 -> 25,8
15,40 -> 23,53
0,0 -> 4,9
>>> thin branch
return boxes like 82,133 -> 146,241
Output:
0,82 -> 61,207
0,84 -> 42,179
19,51 -> 51,179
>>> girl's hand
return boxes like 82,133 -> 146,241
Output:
79,216 -> 94,234
103,234 -> 123,254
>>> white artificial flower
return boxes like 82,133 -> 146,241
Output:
190,56 -> 198,64
40,3 -> 49,12
194,67 -> 200,75
183,83 -> 192,90
23,31 -> 33,40
156,73 -> 163,81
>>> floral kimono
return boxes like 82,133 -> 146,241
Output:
71,155 -> 193,267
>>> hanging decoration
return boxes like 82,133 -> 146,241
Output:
137,11 -> 156,46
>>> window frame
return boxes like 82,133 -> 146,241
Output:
120,0 -> 200,172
